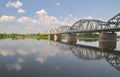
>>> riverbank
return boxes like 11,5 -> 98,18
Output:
0,33 -> 48,40
0,33 -> 120,40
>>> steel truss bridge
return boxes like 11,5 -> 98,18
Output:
46,12 -> 120,71
47,13 -> 120,34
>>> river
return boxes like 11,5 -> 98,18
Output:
0,39 -> 120,77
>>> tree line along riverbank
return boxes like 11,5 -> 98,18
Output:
0,33 -> 48,40
0,33 -> 120,40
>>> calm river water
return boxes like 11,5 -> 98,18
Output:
0,39 -> 120,77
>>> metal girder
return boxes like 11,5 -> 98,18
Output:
108,13 -> 120,29
69,19 -> 107,33
47,26 -> 70,34
48,28 -> 58,34
57,26 -> 70,33
47,12 -> 120,34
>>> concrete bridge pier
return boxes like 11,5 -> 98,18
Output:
48,34 -> 54,40
67,33 -> 77,44
54,34 -> 61,41
99,32 -> 116,50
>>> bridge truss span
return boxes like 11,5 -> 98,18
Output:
47,12 -> 120,34
108,13 -> 120,29
69,19 -> 108,33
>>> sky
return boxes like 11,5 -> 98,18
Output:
0,0 -> 120,33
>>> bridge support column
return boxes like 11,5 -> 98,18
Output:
54,34 -> 61,41
99,33 -> 116,50
67,33 -> 77,44
48,34 -> 54,40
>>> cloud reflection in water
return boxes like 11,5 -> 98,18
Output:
6,58 -> 25,71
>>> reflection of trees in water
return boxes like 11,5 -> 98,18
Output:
78,38 -> 98,42
48,41 -> 120,71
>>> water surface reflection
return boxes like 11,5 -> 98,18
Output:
0,39 -> 120,77
48,41 -> 120,71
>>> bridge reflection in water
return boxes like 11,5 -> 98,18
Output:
47,41 -> 120,71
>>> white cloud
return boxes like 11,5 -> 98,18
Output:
17,9 -> 79,30
9,26 -> 18,29
68,14 -> 72,17
17,16 -> 38,24
62,14 -> 79,26
0,15 -> 16,22
84,16 -> 93,19
37,15 -> 60,27
84,16 -> 105,21
36,9 -> 79,27
56,2 -> 61,6
36,9 -> 48,15
58,16 -> 63,20
6,1 -> 23,8
16,9 -> 60,28
24,26 -> 35,30
17,8 -> 26,13
98,18 -> 105,21
0,9 -> 80,33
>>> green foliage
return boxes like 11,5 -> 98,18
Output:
62,34 -> 67,39
78,33 -> 98,38
117,35 -> 120,38
0,33 -> 48,40
0,33 -> 120,40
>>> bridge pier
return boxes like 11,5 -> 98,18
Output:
54,34 -> 61,41
48,34 -> 54,40
99,32 -> 116,50
67,33 -> 77,44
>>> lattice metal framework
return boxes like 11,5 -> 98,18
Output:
57,26 -> 70,33
69,19 -> 107,33
48,13 -> 120,34
107,13 -> 120,29
47,28 -> 58,34
47,26 -> 70,34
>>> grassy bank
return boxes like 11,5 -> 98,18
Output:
0,33 -> 48,40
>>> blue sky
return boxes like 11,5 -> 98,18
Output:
0,0 -> 120,33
